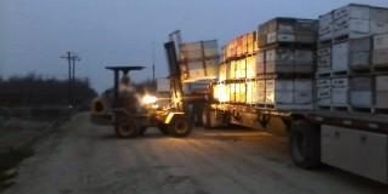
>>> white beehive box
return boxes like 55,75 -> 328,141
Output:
332,37 -> 371,72
373,33 -> 388,50
256,51 -> 265,75
317,46 -> 332,72
294,79 -> 313,104
331,77 -> 349,106
256,80 -> 266,104
332,42 -> 349,72
317,78 -> 331,106
333,4 -> 371,39
350,76 -> 372,107
373,49 -> 388,67
333,4 -> 371,20
265,79 -> 293,104
265,79 -> 313,109
294,50 -> 314,73
319,12 -> 333,41
179,40 -> 219,82
371,8 -> 388,34
246,56 -> 257,78
349,37 -> 371,70
218,63 -> 227,81
376,76 -> 388,108
265,48 -> 294,74
373,33 -> 388,67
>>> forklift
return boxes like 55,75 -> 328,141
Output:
102,40 -> 192,138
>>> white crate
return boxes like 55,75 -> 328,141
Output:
317,88 -> 331,106
256,51 -> 265,74
375,76 -> 388,108
373,33 -> 388,50
350,76 -> 372,107
332,42 -> 349,71
265,79 -> 312,107
331,77 -> 349,106
265,79 -> 292,104
319,12 -> 333,41
317,46 -> 332,71
333,4 -> 371,20
371,8 -> 388,34
332,88 -> 348,106
317,78 -> 331,106
246,56 -> 257,78
294,79 -> 313,104
256,80 -> 266,104
333,18 -> 370,38
376,75 -> 388,91
373,49 -> 388,67
350,91 -> 372,107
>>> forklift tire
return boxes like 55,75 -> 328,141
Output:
290,120 -> 321,169
168,116 -> 192,137
114,123 -> 139,138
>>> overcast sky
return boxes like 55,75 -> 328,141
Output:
0,0 -> 387,93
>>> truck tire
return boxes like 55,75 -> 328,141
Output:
290,120 -> 321,169
202,107 -> 220,129
114,122 -> 140,138
168,116 -> 192,137
202,108 -> 211,128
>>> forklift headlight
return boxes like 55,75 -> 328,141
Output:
141,95 -> 158,105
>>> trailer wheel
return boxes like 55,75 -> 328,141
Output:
202,107 -> 220,129
202,108 -> 211,128
115,123 -> 139,138
168,116 -> 192,137
290,120 -> 321,169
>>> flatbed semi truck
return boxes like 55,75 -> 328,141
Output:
204,102 -> 388,183
200,4 -> 388,184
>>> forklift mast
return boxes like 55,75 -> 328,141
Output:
164,40 -> 185,112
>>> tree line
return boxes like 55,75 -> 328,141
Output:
0,74 -> 97,107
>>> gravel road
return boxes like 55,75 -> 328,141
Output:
4,113 -> 388,194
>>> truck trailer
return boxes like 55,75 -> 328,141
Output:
202,4 -> 388,184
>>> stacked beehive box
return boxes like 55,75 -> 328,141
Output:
179,40 -> 219,83
214,31 -> 259,104
317,4 -> 388,112
257,18 -> 317,110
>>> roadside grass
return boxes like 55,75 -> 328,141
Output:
0,107 -> 73,192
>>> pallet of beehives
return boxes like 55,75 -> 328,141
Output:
331,77 -> 350,109
330,37 -> 371,74
264,78 -> 313,110
263,47 -> 315,74
258,17 -> 317,48
179,40 -> 219,82
322,4 -> 388,42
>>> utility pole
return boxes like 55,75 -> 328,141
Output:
152,41 -> 156,82
60,51 -> 81,108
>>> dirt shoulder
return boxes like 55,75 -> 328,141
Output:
0,107 -> 71,192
